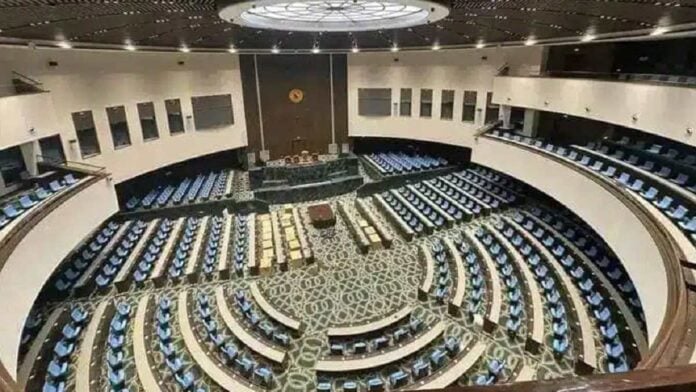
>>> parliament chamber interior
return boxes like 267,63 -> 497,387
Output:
1,2 -> 696,392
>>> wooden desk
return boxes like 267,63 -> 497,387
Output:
418,243 -> 435,301
75,300 -> 111,392
446,237 -> 467,316
133,295 -> 163,392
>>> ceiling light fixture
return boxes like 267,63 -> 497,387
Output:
57,41 -> 72,49
524,37 -> 537,46
124,42 -> 137,51
475,41 -> 485,49
271,46 -> 280,54
390,44 -> 399,52
351,46 -> 360,53
431,42 -> 440,51
218,0 -> 449,32
179,45 -> 191,53
311,46 -> 320,54
651,26 -> 668,36
581,33 -> 596,42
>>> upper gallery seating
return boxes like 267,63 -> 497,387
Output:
363,152 -> 448,176
491,129 -> 696,248
0,173 -> 82,230
125,169 -> 234,211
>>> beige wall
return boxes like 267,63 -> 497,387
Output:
347,47 -> 543,147
472,137 -> 668,345
0,177 -> 119,377
493,76 -> 696,146
0,46 -> 248,183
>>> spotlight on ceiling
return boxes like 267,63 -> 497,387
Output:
581,33 -> 596,42
179,45 -> 191,53
57,41 -> 72,49
271,46 -> 280,54
228,45 -> 237,53
651,26 -> 668,36
524,37 -> 537,46
390,44 -> 400,52
311,46 -> 320,54
475,41 -> 485,49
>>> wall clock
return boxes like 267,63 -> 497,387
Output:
289,88 -> 304,103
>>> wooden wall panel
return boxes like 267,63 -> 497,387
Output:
256,54 -> 333,159
332,54 -> 349,148
239,55 -> 263,153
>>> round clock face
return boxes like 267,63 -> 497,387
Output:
289,88 -> 304,103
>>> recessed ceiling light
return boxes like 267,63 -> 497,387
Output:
581,33 -> 596,42
57,41 -> 72,49
271,46 -> 280,54
351,46 -> 360,53
524,37 -> 537,46
390,44 -> 399,52
311,46 -> 320,54
475,41 -> 485,49
651,26 -> 668,36
179,45 -> 190,53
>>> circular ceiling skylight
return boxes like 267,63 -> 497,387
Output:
218,0 -> 449,32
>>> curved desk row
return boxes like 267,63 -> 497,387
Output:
249,282 -> 304,333
463,229 -> 502,333
75,300 -> 112,391
418,243 -> 435,301
504,217 -> 598,372
177,290 -> 262,392
412,341 -> 488,390
485,223 -> 544,354
326,305 -> 413,338
315,321 -> 445,372
214,287 -> 287,364
445,237 -> 467,316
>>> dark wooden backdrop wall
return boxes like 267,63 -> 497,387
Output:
240,54 -> 348,160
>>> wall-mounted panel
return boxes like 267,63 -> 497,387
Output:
492,76 -> 696,146
0,47 -> 248,183
471,136 -> 668,345
347,47 -> 543,148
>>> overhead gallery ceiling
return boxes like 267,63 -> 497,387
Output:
0,0 -> 696,52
